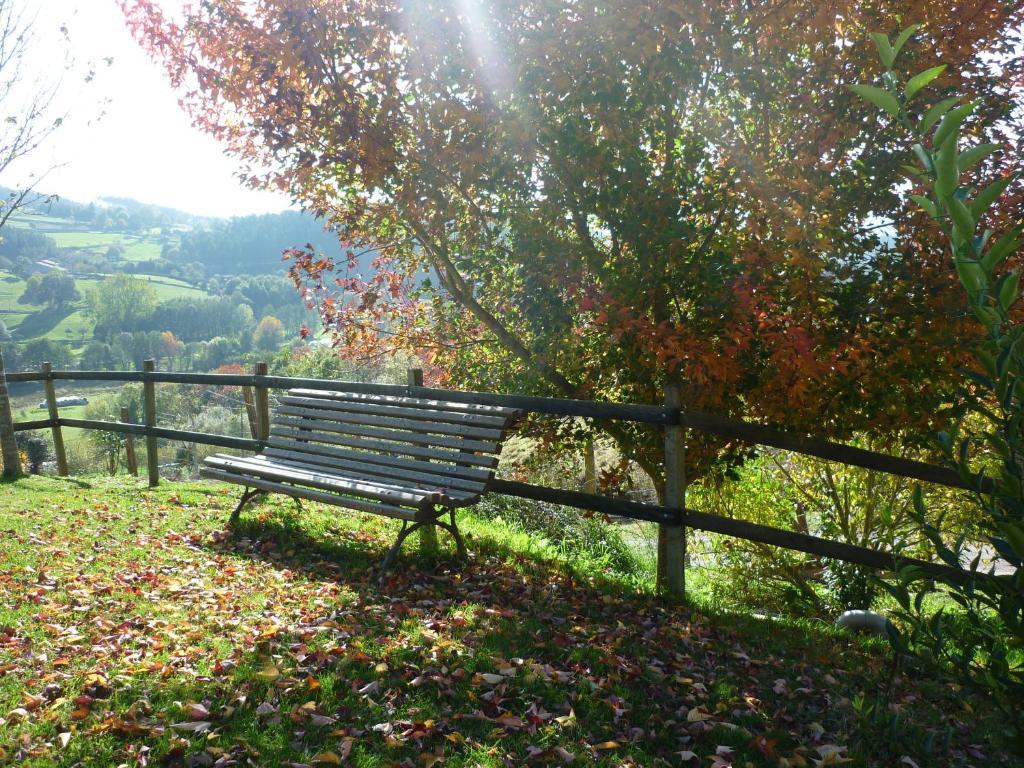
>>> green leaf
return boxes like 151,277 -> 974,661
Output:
973,304 -> 1000,326
955,258 -> 986,295
981,230 -> 1022,271
891,24 -> 920,58
971,176 -> 1012,219
997,521 -> 1024,557
905,65 -> 946,100
912,144 -> 933,173
909,194 -> 938,218
998,269 -> 1020,310
870,33 -> 896,68
949,197 -> 976,238
933,101 -> 977,149
849,84 -> 902,117
975,349 -> 997,378
958,143 -> 1000,175
921,97 -> 959,134
974,229 -> 993,256
934,133 -> 959,199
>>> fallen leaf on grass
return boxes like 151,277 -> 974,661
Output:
475,672 -> 505,685
311,751 -> 342,765
170,720 -> 212,733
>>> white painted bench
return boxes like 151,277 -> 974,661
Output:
200,388 -> 521,567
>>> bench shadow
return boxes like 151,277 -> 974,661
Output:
204,507 -> 649,606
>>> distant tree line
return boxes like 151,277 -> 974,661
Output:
0,228 -> 59,276
173,210 -> 345,275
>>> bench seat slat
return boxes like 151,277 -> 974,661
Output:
275,409 -> 500,452
278,397 -> 507,440
269,424 -> 498,468
281,393 -> 511,428
289,389 -> 520,419
249,455 -> 481,504
199,467 -> 421,521
204,455 -> 441,506
262,446 -> 487,494
266,435 -> 494,482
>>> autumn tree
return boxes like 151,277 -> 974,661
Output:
159,330 -> 184,368
124,0 -> 1023,491
252,315 -> 285,352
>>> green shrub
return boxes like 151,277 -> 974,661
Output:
853,27 -> 1023,748
474,494 -> 644,579
695,442 -> 971,616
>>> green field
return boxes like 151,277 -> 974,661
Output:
121,239 -> 163,261
0,273 -> 43,333
7,210 -> 176,264
0,269 -> 211,348
48,231 -> 126,248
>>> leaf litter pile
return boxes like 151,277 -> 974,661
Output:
0,476 -> 1007,766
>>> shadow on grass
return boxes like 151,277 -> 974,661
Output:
12,304 -> 78,340
0,474 -> 93,489
17,492 -> 986,768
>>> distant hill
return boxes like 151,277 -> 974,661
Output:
0,189 -> 372,282
175,210 -> 351,276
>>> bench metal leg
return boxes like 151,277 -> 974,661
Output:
379,508 -> 467,571
381,521 -> 413,571
229,486 -> 262,526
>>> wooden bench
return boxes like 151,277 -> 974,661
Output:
200,388 -> 521,568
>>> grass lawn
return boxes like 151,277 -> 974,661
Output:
47,232 -> 126,249
120,240 -> 164,262
0,476 -> 1013,767
0,272 -> 39,332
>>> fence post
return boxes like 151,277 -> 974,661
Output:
121,406 -> 138,476
661,383 -> 686,597
41,363 -> 69,476
254,362 -> 270,443
584,437 -> 597,494
408,367 -> 439,554
143,359 -> 159,487
0,348 -> 21,480
242,385 -> 259,440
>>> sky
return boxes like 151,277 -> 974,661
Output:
0,0 -> 293,218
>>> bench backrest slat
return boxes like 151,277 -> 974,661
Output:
268,425 -> 499,468
274,413 -> 500,453
275,401 -> 507,441
265,436 -> 492,483
288,389 -> 518,419
262,447 -> 487,494
283,392 -> 511,428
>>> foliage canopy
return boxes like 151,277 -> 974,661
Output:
124,0 -> 1023,486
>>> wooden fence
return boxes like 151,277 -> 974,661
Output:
0,355 -> 985,596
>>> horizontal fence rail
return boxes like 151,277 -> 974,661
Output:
0,361 -> 994,595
